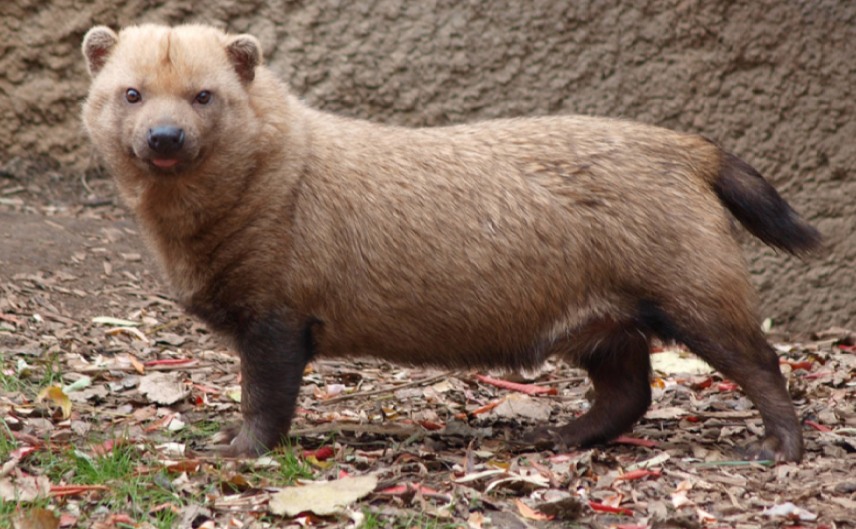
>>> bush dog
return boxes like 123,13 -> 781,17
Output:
81,24 -> 820,461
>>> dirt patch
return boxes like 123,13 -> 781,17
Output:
0,211 -> 149,316
0,160 -> 156,324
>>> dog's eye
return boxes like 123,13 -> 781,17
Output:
125,88 -> 142,104
195,91 -> 213,105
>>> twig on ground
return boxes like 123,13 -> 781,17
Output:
317,370 -> 458,406
144,316 -> 190,335
292,422 -> 421,437
538,375 -> 587,386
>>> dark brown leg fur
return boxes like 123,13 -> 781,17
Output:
525,319 -> 652,449
684,332 -> 802,461
526,300 -> 802,461
219,312 -> 315,456
647,299 -> 802,461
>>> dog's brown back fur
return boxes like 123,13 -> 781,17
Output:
82,24 -> 820,461
289,116 -> 725,365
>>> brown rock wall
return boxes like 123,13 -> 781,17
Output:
1,0 -> 853,330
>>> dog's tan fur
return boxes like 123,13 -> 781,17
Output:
82,24 -> 820,461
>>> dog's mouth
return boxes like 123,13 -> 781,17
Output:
129,139 -> 197,173
151,158 -> 180,169
131,151 -> 188,173
139,156 -> 184,173
130,142 -> 203,175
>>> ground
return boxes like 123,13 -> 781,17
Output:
4,0 -> 856,333
1,159 -> 855,528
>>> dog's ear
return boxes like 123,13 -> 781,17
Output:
82,26 -> 119,77
226,34 -> 262,84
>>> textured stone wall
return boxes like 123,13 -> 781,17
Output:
1,0 -> 853,330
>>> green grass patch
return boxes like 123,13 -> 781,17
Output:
18,440 -> 197,527
0,418 -> 18,460
272,444 -> 316,484
40,352 -> 65,388
360,508 -> 384,528
171,417 -> 223,444
0,357 -> 34,395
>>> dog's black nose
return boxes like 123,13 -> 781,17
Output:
147,126 -> 185,155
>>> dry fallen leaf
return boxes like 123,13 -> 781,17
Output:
128,354 -> 146,374
467,511 -> 485,529
154,332 -> 186,346
492,392 -> 551,421
139,372 -> 190,405
652,350 -> 714,375
761,501 -> 818,521
62,376 -> 92,394
671,479 -> 695,509
91,316 -> 140,327
625,452 -> 670,471
514,499 -> 555,521
37,386 -> 72,419
485,469 -> 550,493
696,507 -> 717,523
644,406 -> 688,420
105,326 -> 149,342
0,469 -> 51,502
13,508 -> 59,529
269,474 -> 378,517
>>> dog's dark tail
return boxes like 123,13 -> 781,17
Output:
711,150 -> 821,255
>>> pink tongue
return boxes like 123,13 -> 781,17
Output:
152,159 -> 178,168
